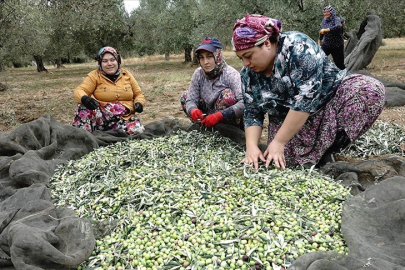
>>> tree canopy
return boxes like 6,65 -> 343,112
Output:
0,0 -> 404,69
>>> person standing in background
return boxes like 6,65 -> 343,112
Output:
319,5 -> 345,70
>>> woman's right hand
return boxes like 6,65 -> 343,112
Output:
190,109 -> 204,122
241,145 -> 266,170
242,126 -> 265,170
81,95 -> 99,110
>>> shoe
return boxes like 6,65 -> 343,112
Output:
317,153 -> 336,167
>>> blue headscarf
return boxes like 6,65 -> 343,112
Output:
320,5 -> 344,48
321,5 -> 341,29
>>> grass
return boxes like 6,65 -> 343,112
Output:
380,38 -> 405,50
0,38 -> 404,132
367,50 -> 405,81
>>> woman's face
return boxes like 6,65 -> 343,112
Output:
235,40 -> 276,75
323,9 -> 331,19
101,52 -> 118,75
198,50 -> 216,72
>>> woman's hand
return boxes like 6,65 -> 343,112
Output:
263,140 -> 286,169
81,95 -> 99,110
241,145 -> 266,170
134,102 -> 143,113
190,109 -> 204,122
267,110 -> 310,169
201,112 -> 223,128
242,126 -> 265,170
319,28 -> 330,35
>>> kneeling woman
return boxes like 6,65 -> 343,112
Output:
232,14 -> 385,169
72,46 -> 146,135
181,37 -> 244,129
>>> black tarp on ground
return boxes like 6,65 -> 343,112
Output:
1,113 -> 405,269
289,176 -> 405,270
0,115 -> 248,269
344,11 -> 383,71
0,115 -> 187,269
353,70 -> 405,108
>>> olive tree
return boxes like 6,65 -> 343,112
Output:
1,0 -> 404,72
165,0 -> 200,62
0,0 -> 15,71
129,0 -> 200,62
0,0 -> 52,72
128,0 -> 170,57
0,0 -> 131,72
335,0 -> 405,37
46,0 -> 130,65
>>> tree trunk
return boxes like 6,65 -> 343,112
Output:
164,52 -> 170,61
192,49 -> 198,65
0,81 -> 6,92
54,57 -> 65,68
184,44 -> 192,62
0,61 -> 8,91
33,55 -> 48,72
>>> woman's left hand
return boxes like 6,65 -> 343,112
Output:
266,110 -> 310,169
201,112 -> 223,128
263,140 -> 286,169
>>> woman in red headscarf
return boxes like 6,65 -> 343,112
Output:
72,46 -> 146,135
232,14 -> 385,169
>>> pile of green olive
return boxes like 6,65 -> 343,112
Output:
50,130 -> 350,270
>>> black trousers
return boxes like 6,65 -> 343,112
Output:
317,129 -> 351,167
321,45 -> 345,70
329,129 -> 351,153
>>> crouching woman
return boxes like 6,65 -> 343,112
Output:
232,14 -> 385,169
72,46 -> 146,135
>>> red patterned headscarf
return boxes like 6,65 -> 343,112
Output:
232,14 -> 282,51
97,46 -> 121,75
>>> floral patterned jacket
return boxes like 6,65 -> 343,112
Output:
241,31 -> 348,129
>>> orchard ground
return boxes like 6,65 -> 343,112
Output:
1,38 -> 404,145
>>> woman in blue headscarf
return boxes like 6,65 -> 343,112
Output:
319,5 -> 345,70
